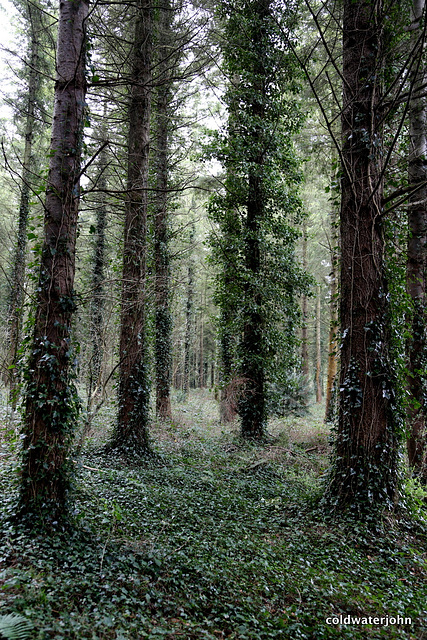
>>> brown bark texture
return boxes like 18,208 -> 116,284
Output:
406,0 -> 427,477
112,0 -> 152,455
19,0 -> 88,522
327,0 -> 398,510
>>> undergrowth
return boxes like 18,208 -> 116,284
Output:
0,392 -> 426,639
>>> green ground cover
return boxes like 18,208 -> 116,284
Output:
0,390 -> 426,639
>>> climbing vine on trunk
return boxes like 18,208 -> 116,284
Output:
209,0 -> 308,439
18,0 -> 89,526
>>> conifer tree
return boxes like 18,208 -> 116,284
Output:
406,0 -> 427,478
183,221 -> 195,399
6,0 -> 50,403
326,0 -> 400,511
88,135 -> 108,405
18,0 -> 89,524
108,0 -> 153,456
153,0 -> 175,421
210,0 -> 307,439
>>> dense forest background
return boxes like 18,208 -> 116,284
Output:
0,0 -> 427,638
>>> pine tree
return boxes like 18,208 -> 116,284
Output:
88,134 -> 108,405
326,0 -> 400,511
18,0 -> 89,525
406,0 -> 427,478
6,0 -> 50,404
153,0 -> 175,421
109,0 -> 153,456
210,0 -> 307,439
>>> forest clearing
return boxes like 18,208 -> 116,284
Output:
0,391 -> 426,639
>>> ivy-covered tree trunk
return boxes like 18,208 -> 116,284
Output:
18,0 -> 88,523
210,0 -> 306,439
217,85 -> 241,424
154,0 -> 173,420
301,223 -> 309,384
109,0 -> 152,456
406,0 -> 427,478
199,289 -> 205,388
237,0 -> 270,439
240,164 -> 266,438
88,138 -> 108,403
326,0 -> 399,512
325,205 -> 339,422
183,254 -> 194,400
6,1 -> 41,403
315,285 -> 322,403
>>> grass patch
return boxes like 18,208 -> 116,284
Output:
0,391 -> 426,639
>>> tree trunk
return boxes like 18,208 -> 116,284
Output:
239,0 -> 270,440
183,227 -> 195,399
406,0 -> 427,478
18,0 -> 88,524
315,285 -> 322,403
301,223 -> 309,383
6,3 -> 41,403
88,138 -> 108,405
111,0 -> 152,455
154,0 -> 173,420
326,0 -> 399,511
199,289 -> 205,388
324,257 -> 338,421
325,204 -> 339,422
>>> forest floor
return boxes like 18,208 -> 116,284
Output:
0,389 -> 426,639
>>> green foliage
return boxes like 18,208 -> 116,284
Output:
384,213 -> 414,425
0,398 -> 426,639
209,0 -> 311,430
15,304 -> 82,527
0,614 -> 33,640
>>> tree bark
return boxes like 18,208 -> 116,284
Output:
327,0 -> 398,511
325,204 -> 339,422
301,223 -> 309,383
111,0 -> 152,455
88,138 -> 108,405
406,0 -> 427,477
183,224 -> 195,399
154,0 -> 173,420
18,0 -> 88,523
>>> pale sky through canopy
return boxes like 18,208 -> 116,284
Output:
0,0 -> 19,123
